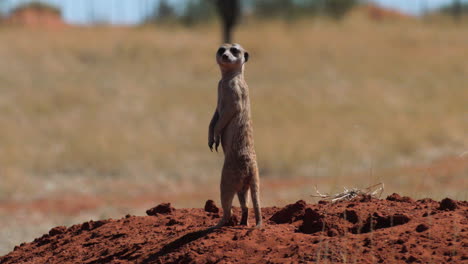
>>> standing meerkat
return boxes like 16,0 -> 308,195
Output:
208,43 -> 262,228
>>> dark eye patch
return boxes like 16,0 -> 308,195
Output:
230,47 -> 240,55
217,48 -> 226,56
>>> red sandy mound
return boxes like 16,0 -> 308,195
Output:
1,194 -> 466,264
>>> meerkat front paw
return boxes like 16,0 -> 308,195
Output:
208,137 -> 215,152
214,134 -> 221,152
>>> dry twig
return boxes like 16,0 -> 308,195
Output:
311,183 -> 384,203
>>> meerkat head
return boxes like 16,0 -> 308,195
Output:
216,43 -> 249,72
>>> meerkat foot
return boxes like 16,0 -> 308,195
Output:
210,219 -> 228,229
254,221 -> 263,229
239,208 -> 248,226
239,219 -> 248,226
237,190 -> 249,226
239,217 -> 248,226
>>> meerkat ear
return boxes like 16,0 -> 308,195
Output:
244,52 -> 249,63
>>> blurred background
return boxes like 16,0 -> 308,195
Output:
0,0 -> 467,255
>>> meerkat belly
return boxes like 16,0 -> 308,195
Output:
222,116 -> 256,184
221,116 -> 253,154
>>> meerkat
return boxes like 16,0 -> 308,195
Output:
208,43 -> 262,228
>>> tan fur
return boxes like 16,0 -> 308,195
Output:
208,43 -> 262,228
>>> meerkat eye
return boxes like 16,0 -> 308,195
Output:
230,48 -> 240,55
217,48 -> 226,56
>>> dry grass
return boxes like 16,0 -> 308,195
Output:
0,18 -> 467,202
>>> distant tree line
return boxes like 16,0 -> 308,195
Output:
438,0 -> 468,22
145,0 -> 362,42
252,0 -> 359,20
146,0 -> 361,26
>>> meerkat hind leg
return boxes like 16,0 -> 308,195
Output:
216,183 -> 236,228
250,178 -> 262,228
237,188 -> 249,226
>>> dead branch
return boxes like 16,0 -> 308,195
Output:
311,183 -> 384,203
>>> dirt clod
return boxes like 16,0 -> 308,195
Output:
407,255 -> 419,263
416,224 -> 429,233
166,219 -> 182,226
270,200 -> 306,224
204,200 -> 219,213
357,194 -> 374,202
299,208 -> 324,234
146,203 -> 175,216
48,226 -> 66,236
387,193 -> 415,203
439,198 -> 458,211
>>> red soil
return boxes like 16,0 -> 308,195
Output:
1,194 -> 466,264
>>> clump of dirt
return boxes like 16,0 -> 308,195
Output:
439,198 -> 458,211
387,193 -> 415,203
416,223 -> 429,233
204,200 -> 219,213
145,203 -> 175,216
79,220 -> 108,231
299,208 -> 327,234
1,195 -> 466,264
269,200 -> 306,224
48,226 -> 66,236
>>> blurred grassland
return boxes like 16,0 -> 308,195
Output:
0,16 -> 467,203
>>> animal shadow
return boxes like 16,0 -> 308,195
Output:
143,228 -> 215,262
